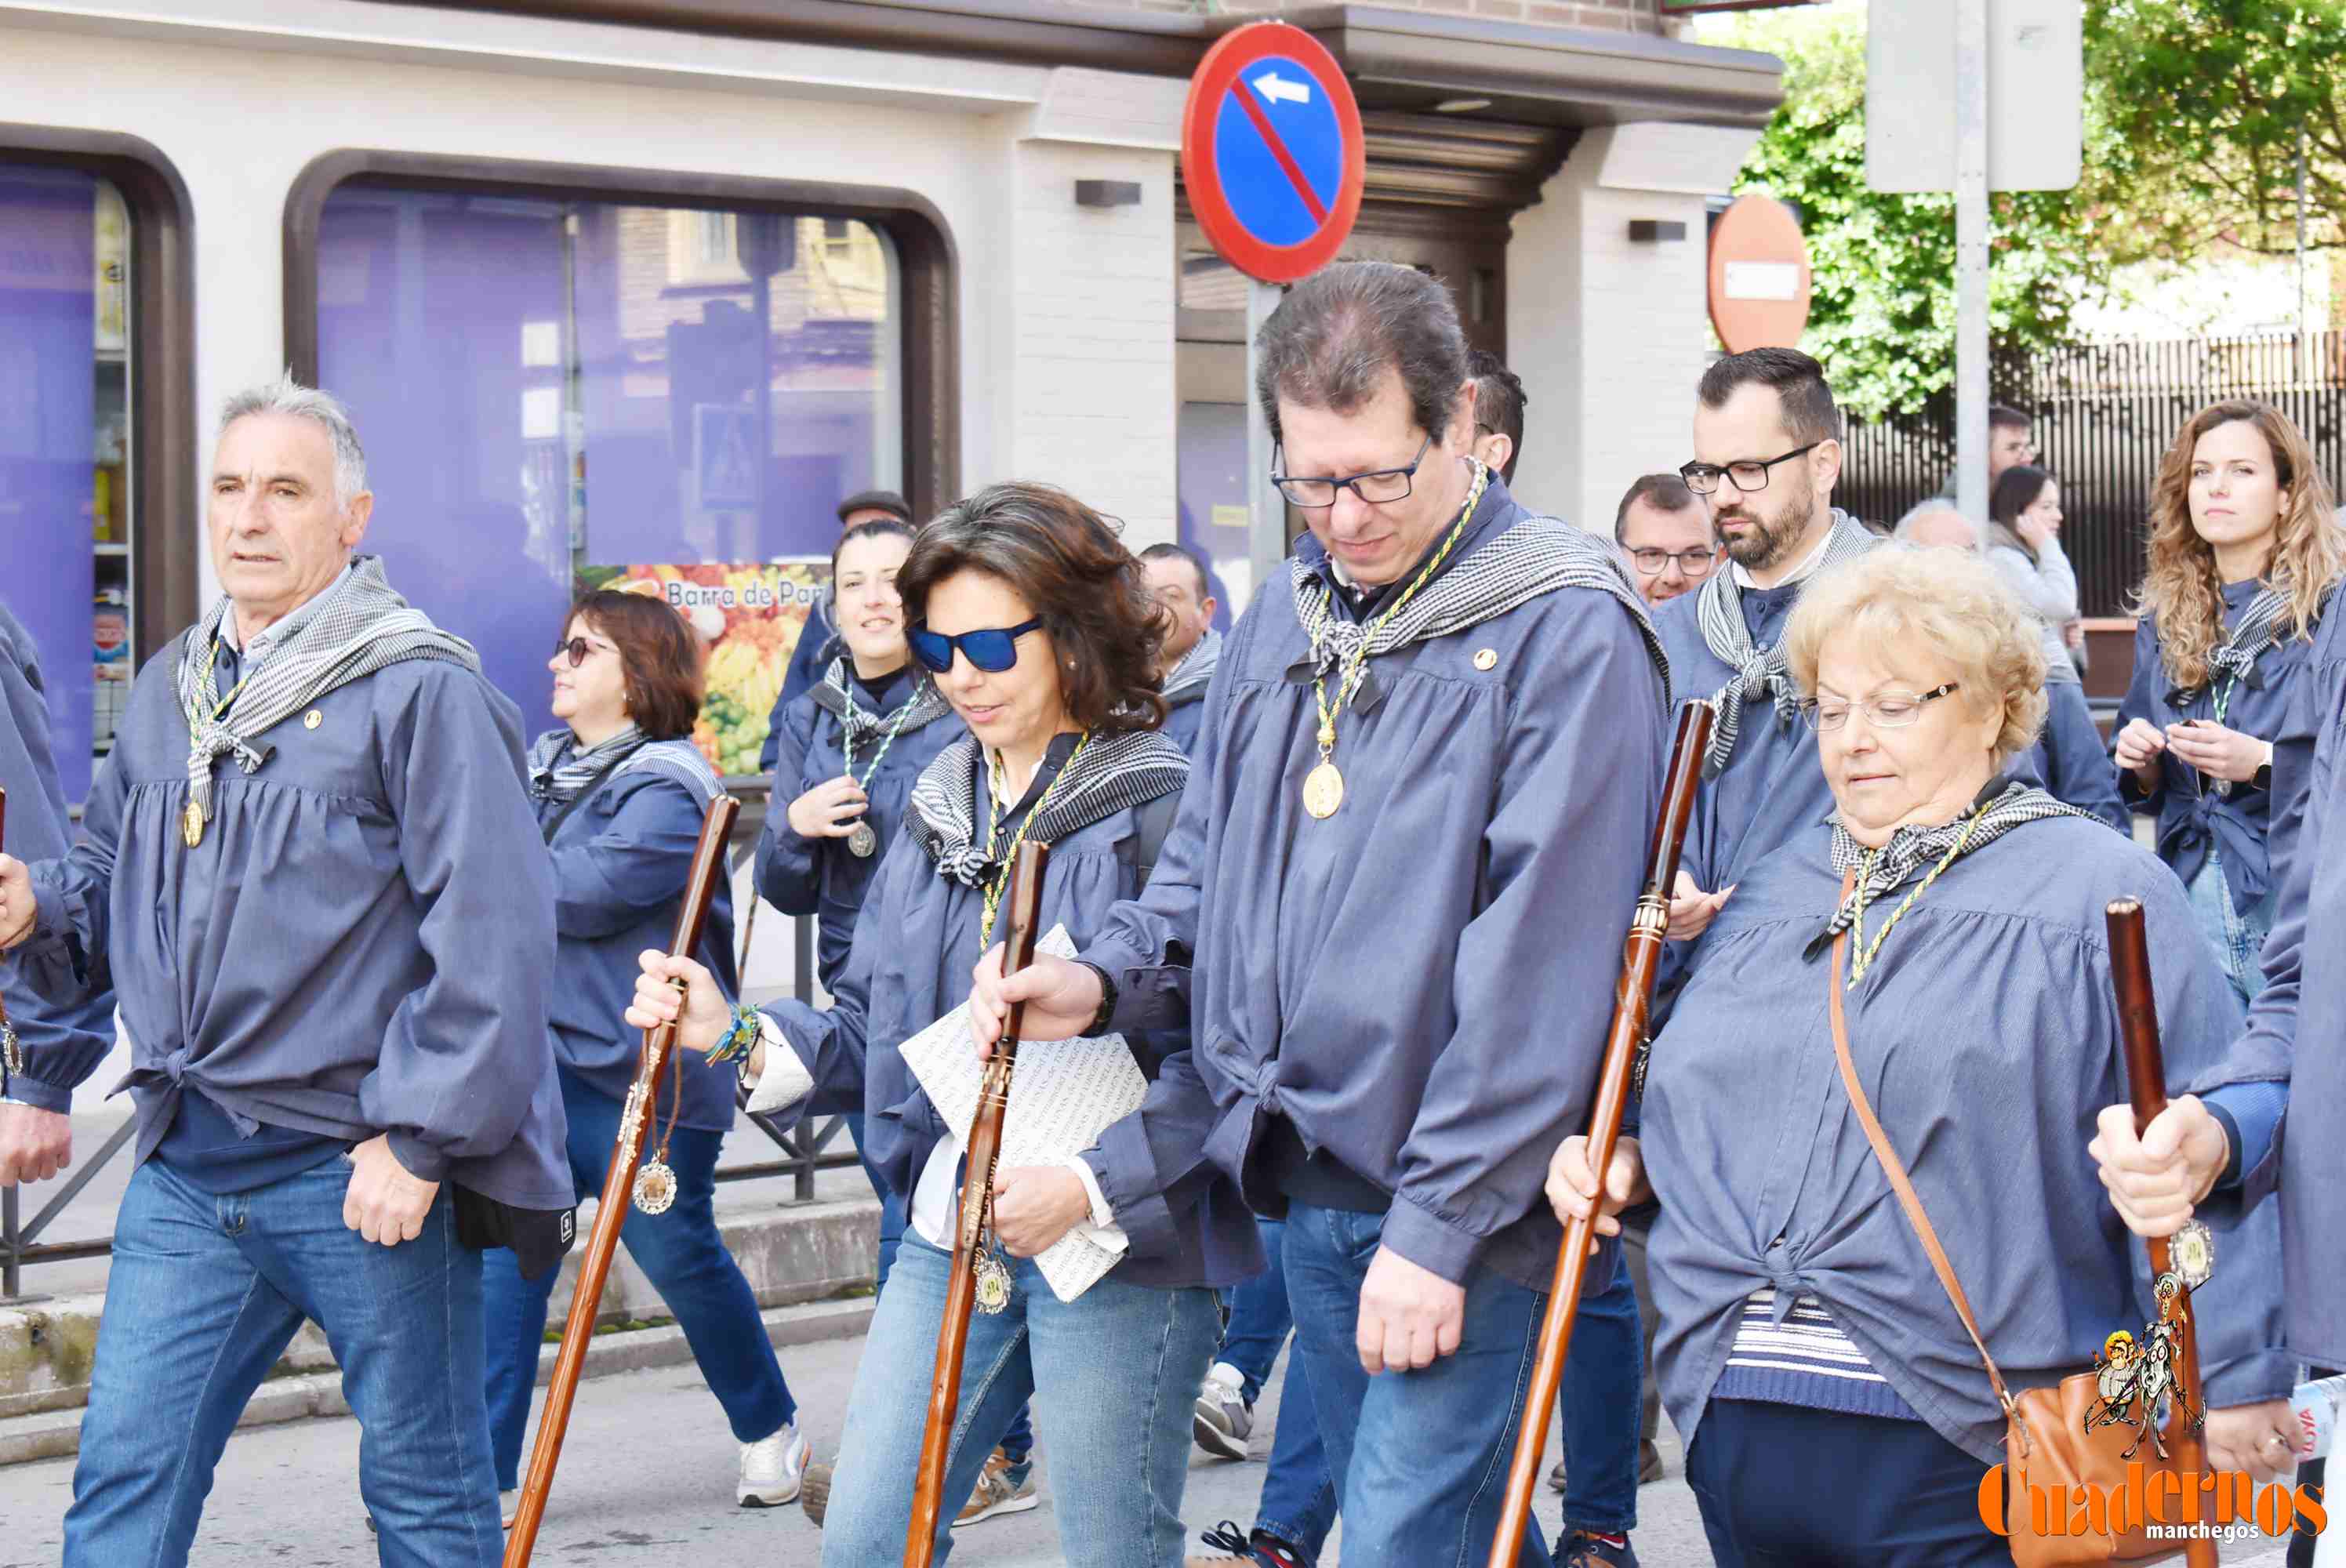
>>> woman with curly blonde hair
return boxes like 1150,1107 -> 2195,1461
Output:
2113,399 -> 2344,1010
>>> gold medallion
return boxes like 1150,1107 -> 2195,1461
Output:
846,820 -> 877,858
973,1247 -> 1014,1315
631,1160 -> 678,1216
181,800 -> 206,849
1302,761 -> 1345,820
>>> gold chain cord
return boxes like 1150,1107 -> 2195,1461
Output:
1847,801 -> 1990,986
1310,459 -> 1491,763
977,731 -> 1091,951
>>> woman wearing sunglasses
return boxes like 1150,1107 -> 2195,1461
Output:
755,514 -> 1015,1527
483,589 -> 810,1523
2112,400 -> 2344,1011
627,483 -> 1259,1568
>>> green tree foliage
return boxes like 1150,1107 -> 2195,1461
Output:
2084,0 -> 2346,261
1711,5 -> 2120,419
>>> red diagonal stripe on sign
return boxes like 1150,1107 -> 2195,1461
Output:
1229,77 -> 1329,227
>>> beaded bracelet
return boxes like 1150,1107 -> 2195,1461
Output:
706,1002 -> 763,1065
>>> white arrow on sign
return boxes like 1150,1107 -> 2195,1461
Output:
1252,71 -> 1312,107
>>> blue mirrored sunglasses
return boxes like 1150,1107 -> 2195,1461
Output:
907,617 -> 1044,674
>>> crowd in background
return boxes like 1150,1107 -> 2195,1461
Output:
0,259 -> 2341,1568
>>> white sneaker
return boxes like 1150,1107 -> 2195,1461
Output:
1191,1360 -> 1254,1460
739,1424 -> 811,1508
499,1490 -> 519,1530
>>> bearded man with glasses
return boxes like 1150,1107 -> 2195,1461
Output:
1652,346 -> 1882,946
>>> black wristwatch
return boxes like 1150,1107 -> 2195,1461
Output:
1074,960 -> 1118,1036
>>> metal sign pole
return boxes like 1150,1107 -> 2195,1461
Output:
1247,277 -> 1285,611
1953,0 -> 1990,524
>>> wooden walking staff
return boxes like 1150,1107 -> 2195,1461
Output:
1488,700 -> 1713,1568
905,839 -> 1050,1566
2105,898 -> 2219,1568
503,793 -> 739,1567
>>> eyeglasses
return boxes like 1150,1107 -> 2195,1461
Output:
908,618 -> 1043,674
554,636 -> 605,668
1800,682 -> 1961,733
1680,442 -> 1823,496
1272,433 -> 1433,510
1627,547 -> 1718,579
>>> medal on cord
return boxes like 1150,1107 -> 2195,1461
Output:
841,684 -> 923,859
966,733 -> 1089,1313
1301,459 -> 1489,820
180,636 -> 249,850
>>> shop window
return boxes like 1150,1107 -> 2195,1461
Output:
311,184 -> 905,770
0,167 -> 135,805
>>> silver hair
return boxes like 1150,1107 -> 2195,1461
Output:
217,372 -> 369,510
1894,497 -> 1974,544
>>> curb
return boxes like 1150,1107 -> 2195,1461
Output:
0,1294 -> 874,1468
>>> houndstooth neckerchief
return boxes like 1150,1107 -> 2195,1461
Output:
1806,777 -> 2090,957
525,727 -> 724,808
1288,480 -> 1668,697
529,723 -> 645,802
2167,583 -> 2293,709
810,655 -> 951,760
1696,510 -> 1879,779
906,728 -> 1186,888
175,557 -> 478,831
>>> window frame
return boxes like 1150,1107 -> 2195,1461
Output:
0,123 -> 201,657
281,149 -> 959,524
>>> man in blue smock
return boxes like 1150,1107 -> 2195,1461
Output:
0,376 -> 571,1568
1142,542 -> 1221,756
1655,347 -> 1881,944
973,261 -> 1669,1568
0,600 -> 114,1185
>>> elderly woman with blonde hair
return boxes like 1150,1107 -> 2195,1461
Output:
1548,546 -> 2291,1565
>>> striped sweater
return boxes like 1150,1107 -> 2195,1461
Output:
1709,1288 -> 1923,1422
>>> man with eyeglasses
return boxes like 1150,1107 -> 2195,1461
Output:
1612,475 -> 1720,608
1654,346 -> 1879,944
969,260 -> 1669,1568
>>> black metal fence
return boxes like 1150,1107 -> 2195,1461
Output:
1839,332 -> 2346,618
1,778 -> 858,1301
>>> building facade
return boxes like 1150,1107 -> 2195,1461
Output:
0,0 -> 1778,798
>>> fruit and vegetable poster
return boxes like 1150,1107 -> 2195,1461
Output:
577,560 -> 830,779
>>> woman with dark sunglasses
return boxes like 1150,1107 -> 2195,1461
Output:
627,483 -> 1259,1568
481,589 -> 810,1524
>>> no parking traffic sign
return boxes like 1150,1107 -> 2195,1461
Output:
1182,22 -> 1365,285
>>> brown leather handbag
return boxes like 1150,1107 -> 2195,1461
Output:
1827,929 -> 2188,1566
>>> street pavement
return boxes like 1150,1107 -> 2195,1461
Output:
0,1319 -> 2298,1566
0,1323 -> 1722,1566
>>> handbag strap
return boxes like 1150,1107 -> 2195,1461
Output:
1824,874 -> 2028,1436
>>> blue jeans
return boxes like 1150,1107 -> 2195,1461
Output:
1282,1201 -> 1559,1568
1220,1218 -> 1295,1400
485,1069 -> 794,1490
844,1113 -> 1029,1463
820,1231 -> 1219,1567
65,1156 -> 502,1568
1556,1257 -> 1642,1535
1257,1337 -> 1342,1562
1218,1218 -> 1339,1563
2188,852 -> 2277,1014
